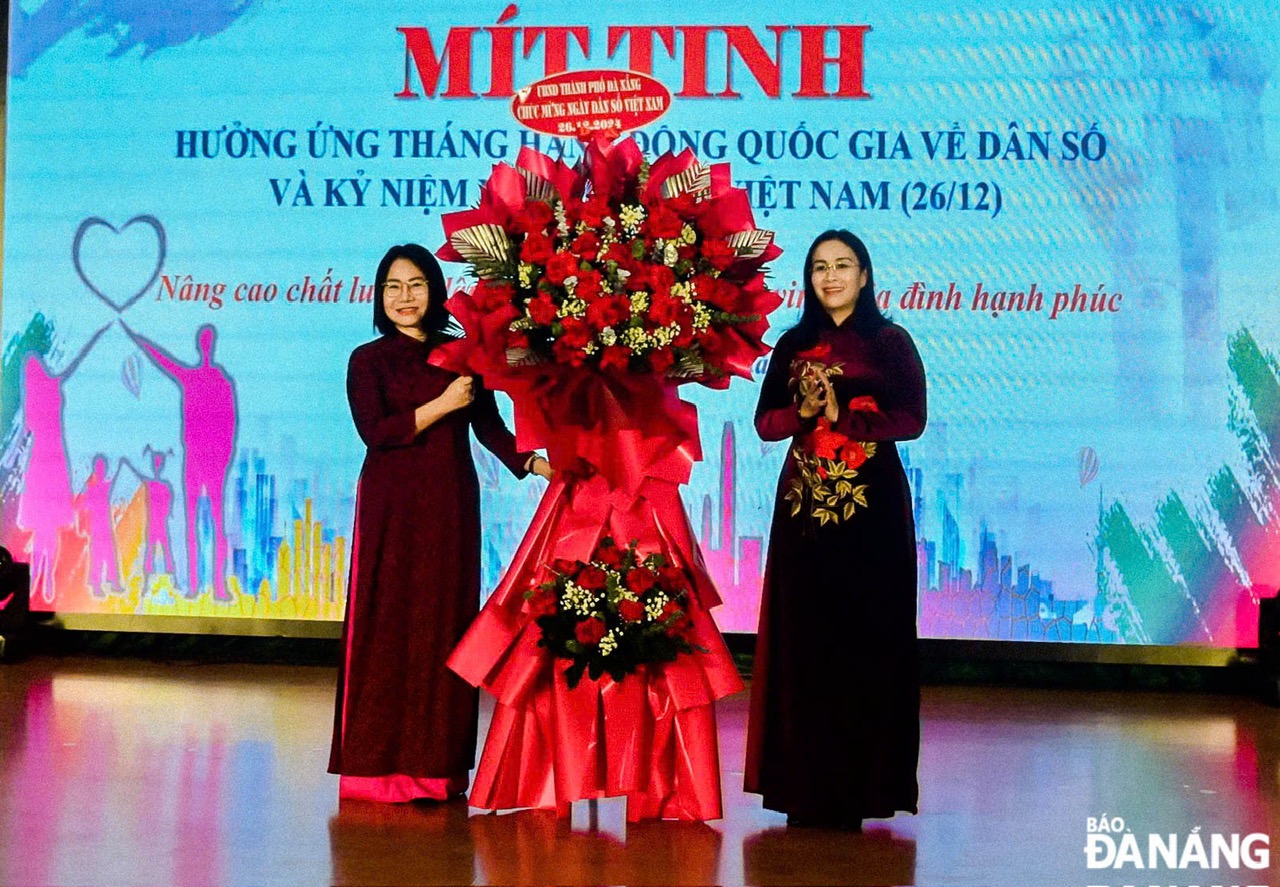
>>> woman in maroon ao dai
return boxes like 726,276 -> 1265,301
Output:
745,230 -> 927,829
329,244 -> 552,802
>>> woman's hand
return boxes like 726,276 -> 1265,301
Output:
818,369 -> 839,423
435,375 -> 475,414
798,375 -> 827,419
799,367 -> 836,420
529,455 -> 554,480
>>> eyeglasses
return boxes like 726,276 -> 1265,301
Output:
812,259 -> 861,276
382,279 -> 428,298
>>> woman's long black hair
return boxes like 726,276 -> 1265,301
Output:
791,229 -> 889,346
371,243 -> 454,337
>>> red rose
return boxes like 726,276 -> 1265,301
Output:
515,201 -> 555,235
596,540 -> 626,568
810,418 -> 851,461
578,564 -> 608,591
575,618 -> 607,646
526,293 -> 559,325
521,231 -> 555,263
558,317 -> 592,349
648,348 -> 675,373
506,330 -> 530,349
657,565 -> 687,591
796,343 -> 832,362
570,231 -> 602,261
528,587 -> 559,618
688,275 -> 724,310
599,345 -> 632,373
576,195 -> 611,228
618,599 -> 646,622
626,567 -> 659,594
645,204 -> 684,239
660,599 -> 683,620
647,292 -> 679,326
840,441 -> 868,469
475,281 -> 516,311
552,337 -> 588,366
586,296 -> 628,330
665,615 -> 693,639
646,265 -> 676,292
604,242 -> 635,267
700,238 -> 738,271
551,558 -> 578,576
545,251 -> 581,286
847,396 -> 881,414
574,269 -> 604,300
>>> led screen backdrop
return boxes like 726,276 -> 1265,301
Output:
4,1 -> 1280,645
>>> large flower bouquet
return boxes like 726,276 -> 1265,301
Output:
784,344 -> 880,525
437,135 -> 780,387
525,537 -> 700,688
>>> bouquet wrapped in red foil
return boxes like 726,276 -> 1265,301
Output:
435,135 -> 782,821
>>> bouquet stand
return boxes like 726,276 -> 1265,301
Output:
434,134 -> 780,821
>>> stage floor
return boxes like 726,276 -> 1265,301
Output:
1,656 -> 1277,886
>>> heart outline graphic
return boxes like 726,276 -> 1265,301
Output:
72,215 -> 167,313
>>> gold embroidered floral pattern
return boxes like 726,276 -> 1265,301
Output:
784,344 -> 880,525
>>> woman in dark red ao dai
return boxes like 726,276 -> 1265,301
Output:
745,229 -> 926,829
329,243 -> 553,803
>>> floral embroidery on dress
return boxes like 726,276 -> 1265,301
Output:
785,347 -> 880,525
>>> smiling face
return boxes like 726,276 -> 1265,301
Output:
809,239 -> 867,326
381,257 -> 431,338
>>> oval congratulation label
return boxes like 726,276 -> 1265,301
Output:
511,69 -> 672,139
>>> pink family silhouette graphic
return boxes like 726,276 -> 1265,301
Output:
19,323 -> 238,605
18,323 -> 238,604
118,448 -> 177,577
75,455 -> 122,594
123,323 -> 238,601
17,326 -> 108,602
13,215 -> 240,606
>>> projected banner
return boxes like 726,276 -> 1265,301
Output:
4,1 -> 1279,645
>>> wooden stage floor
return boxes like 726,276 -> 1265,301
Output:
1,655 -> 1277,886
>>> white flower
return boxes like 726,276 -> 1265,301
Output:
518,263 -> 536,288
563,581 -> 600,616
679,223 -> 697,245
671,282 -> 693,303
560,297 -> 587,318
629,292 -> 650,314
663,242 -> 679,266
645,592 -> 671,620
692,303 -> 711,331
600,327 -> 618,346
621,327 -> 650,351
618,204 -> 646,235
